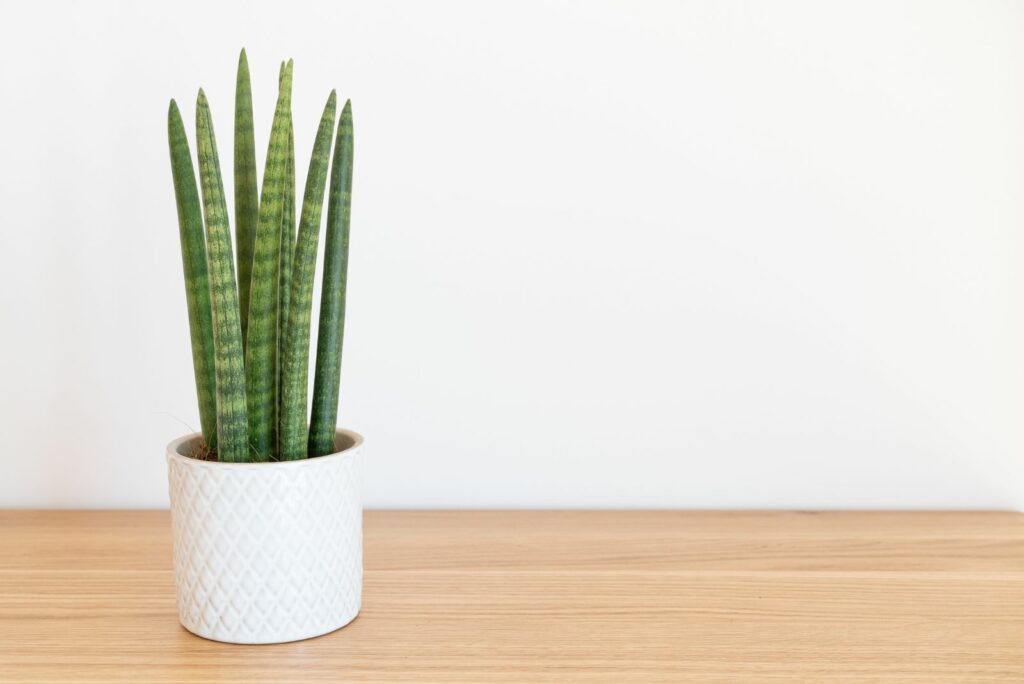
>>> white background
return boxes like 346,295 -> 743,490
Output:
1,1 -> 1021,509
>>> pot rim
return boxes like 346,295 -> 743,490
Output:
166,428 -> 363,469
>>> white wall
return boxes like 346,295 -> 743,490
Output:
1,0 -> 1021,509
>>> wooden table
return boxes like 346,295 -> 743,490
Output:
1,510 -> 1022,682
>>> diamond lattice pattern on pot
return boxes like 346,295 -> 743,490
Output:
167,446 -> 362,644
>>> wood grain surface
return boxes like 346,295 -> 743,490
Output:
0,510 -> 1021,682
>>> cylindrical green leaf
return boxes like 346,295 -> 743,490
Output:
196,89 -> 249,462
309,100 -> 354,457
276,64 -> 296,459
279,91 -> 337,460
244,62 -> 293,461
168,99 -> 217,450
234,48 -> 259,349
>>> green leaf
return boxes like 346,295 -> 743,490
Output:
168,100 -> 217,450
279,90 -> 337,460
244,61 -> 293,461
234,49 -> 259,350
196,89 -> 249,462
277,61 -> 296,458
280,125 -> 295,325
309,100 -> 353,457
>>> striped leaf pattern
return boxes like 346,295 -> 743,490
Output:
233,49 -> 259,348
196,89 -> 249,462
279,91 -> 338,460
277,99 -> 296,457
243,62 -> 294,461
278,60 -> 297,320
309,100 -> 354,457
168,100 -> 218,450
171,54 -> 353,462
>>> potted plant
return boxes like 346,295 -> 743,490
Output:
165,50 -> 359,644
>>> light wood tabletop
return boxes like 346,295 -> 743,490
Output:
1,510 -> 1021,682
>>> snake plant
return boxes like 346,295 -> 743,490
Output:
168,50 -> 354,462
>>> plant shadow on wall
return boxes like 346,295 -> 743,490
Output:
168,49 -> 353,462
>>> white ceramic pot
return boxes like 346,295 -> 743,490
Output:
166,429 -> 363,644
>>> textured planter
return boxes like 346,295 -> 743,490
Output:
166,429 -> 363,644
